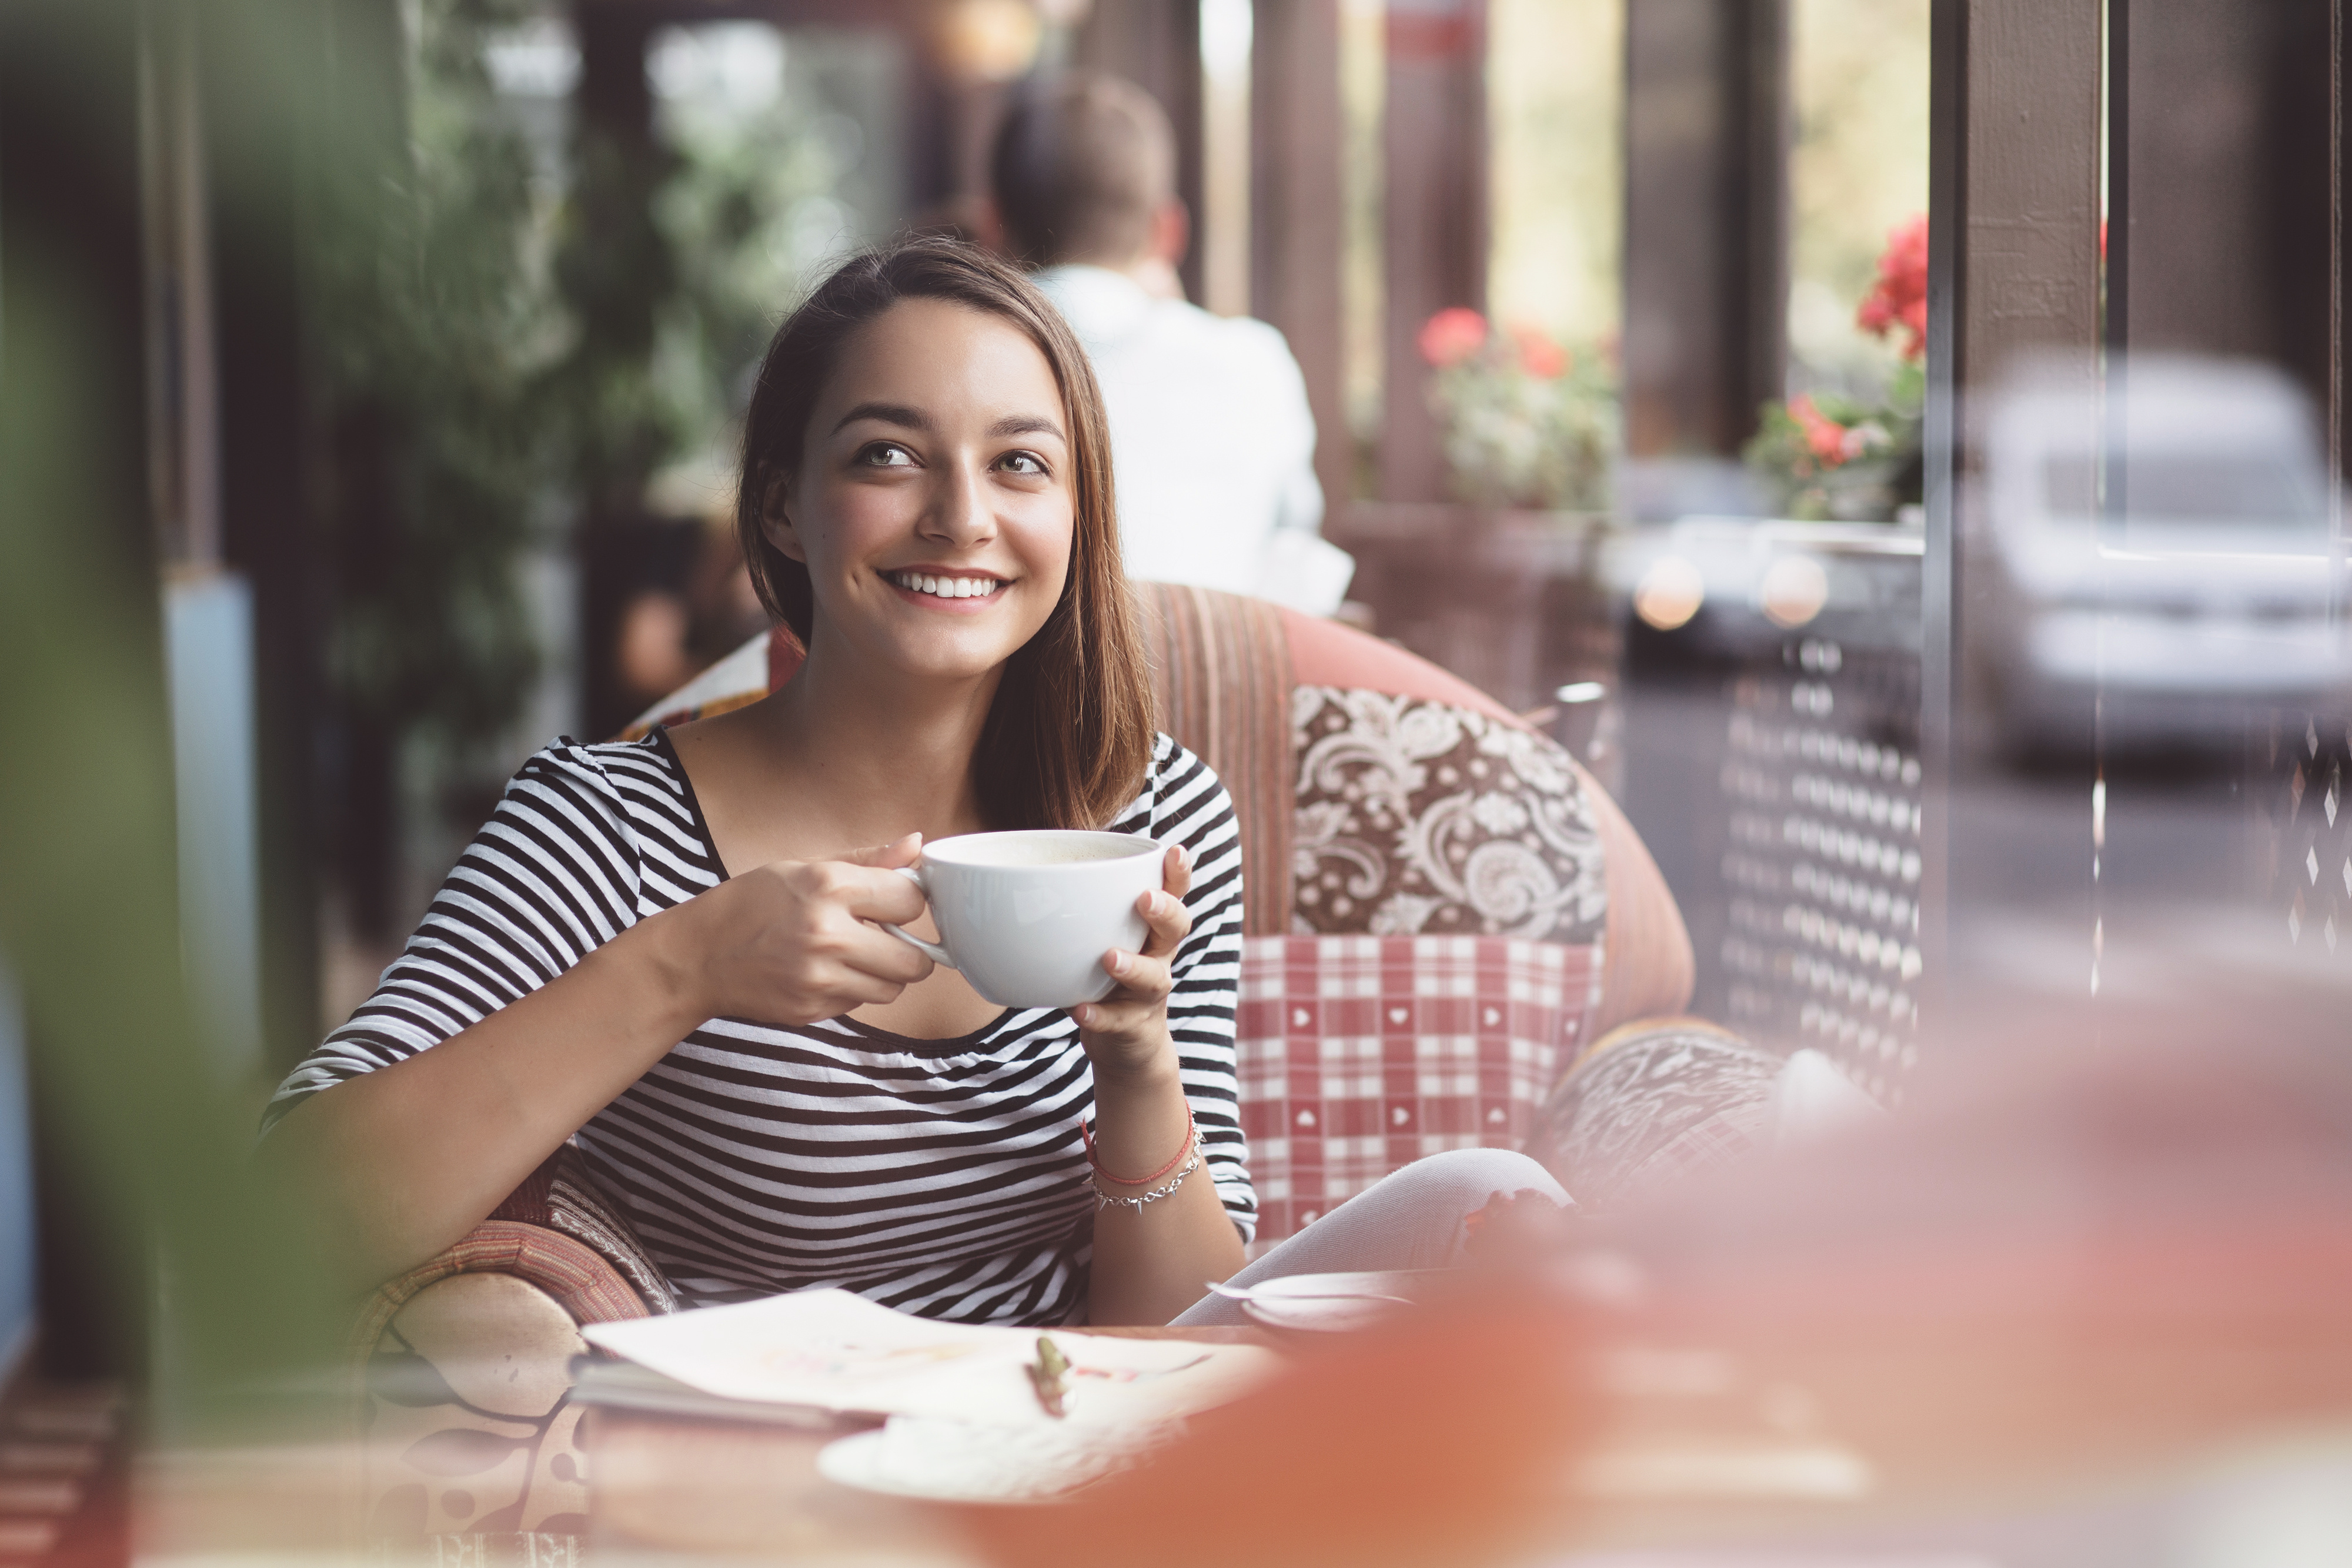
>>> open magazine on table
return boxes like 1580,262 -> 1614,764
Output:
573,1287 -> 1277,1432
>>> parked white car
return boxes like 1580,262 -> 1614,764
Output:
1979,355 -> 2352,753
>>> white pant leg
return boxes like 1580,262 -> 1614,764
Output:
1166,1148 -> 1568,1328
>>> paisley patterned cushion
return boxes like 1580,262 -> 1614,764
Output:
1290,688 -> 1607,943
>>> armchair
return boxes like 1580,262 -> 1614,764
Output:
350,586 -> 1706,1552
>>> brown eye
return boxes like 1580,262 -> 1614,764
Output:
860,442 -> 916,468
997,451 -> 1047,476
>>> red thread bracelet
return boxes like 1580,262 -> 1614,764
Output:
1081,1105 -> 1197,1186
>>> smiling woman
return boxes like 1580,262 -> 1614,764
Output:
261,240 -> 1257,1329
262,241 -> 1573,1341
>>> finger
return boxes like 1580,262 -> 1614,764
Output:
833,864 -> 931,923
1073,996 -> 1151,1031
1132,888 -> 1192,958
1161,842 -> 1194,900
840,832 -> 924,870
838,923 -> 938,985
1101,947 -> 1171,1000
821,965 -> 915,1011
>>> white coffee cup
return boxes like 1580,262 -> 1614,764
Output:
881,830 -> 1166,1009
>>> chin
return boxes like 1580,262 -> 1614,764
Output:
878,625 -> 1034,684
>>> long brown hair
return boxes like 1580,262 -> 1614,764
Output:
735,238 -> 1154,830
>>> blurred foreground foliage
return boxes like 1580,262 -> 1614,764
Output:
1,0 -> 340,1420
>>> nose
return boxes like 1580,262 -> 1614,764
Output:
921,452 -> 997,549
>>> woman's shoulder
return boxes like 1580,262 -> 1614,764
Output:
496,733 -> 697,830
1110,733 -> 1235,833
506,732 -> 665,787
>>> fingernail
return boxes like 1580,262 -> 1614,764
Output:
1071,1004 -> 1091,1026
1107,950 -> 1128,975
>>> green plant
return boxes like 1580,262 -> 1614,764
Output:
313,0 -> 564,754
640,26 -> 899,494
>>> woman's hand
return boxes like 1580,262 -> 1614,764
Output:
660,832 -> 936,1027
1071,843 -> 1193,1077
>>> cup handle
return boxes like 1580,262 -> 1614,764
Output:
880,865 -> 956,971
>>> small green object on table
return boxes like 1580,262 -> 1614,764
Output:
1027,1335 -> 1071,1419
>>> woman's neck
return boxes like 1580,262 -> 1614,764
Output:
761,633 -> 1002,844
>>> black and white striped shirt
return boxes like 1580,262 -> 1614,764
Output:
266,730 -> 1253,1325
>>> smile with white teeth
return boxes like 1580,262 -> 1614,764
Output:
890,570 -> 1003,600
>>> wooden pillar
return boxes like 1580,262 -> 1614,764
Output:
1917,0 -> 2103,1026
2107,1 -> 2341,429
568,1 -> 676,744
1076,0 -> 1206,301
201,0 -> 348,1076
1621,0 -> 1789,463
1932,0 -> 2101,731
1251,0 -> 1348,513
1378,0 -> 1488,504
569,1 -> 673,516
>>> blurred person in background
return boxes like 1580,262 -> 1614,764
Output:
987,72 -> 1353,616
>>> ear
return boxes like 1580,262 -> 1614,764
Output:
758,472 -> 807,564
1148,198 -> 1190,270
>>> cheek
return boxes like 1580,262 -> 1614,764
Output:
800,480 -> 909,569
1011,497 -> 1078,587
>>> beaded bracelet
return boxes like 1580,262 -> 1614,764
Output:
1091,1125 -> 1203,1213
1080,1104 -> 1197,1188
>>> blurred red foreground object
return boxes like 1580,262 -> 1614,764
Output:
968,1004 -> 2352,1564
960,1293 -> 1595,1568
1601,1010 -> 2352,1509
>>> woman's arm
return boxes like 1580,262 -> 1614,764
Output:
262,842 -> 934,1292
1076,846 -> 1249,1325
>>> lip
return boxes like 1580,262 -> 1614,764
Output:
883,564 -> 1011,611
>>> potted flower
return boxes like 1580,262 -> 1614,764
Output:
1419,307 -> 1618,516
1745,215 -> 1927,522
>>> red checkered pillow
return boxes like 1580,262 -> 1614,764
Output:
1235,935 -> 1599,1243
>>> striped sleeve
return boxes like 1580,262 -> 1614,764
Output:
260,741 -> 649,1134
1121,734 -> 1255,1242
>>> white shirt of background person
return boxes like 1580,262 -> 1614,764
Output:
1033,264 -> 1352,616
988,73 -> 1353,616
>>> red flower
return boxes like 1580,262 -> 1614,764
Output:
1418,307 -> 1488,368
1790,394 -> 1852,469
1856,214 -> 1928,360
1509,323 -> 1568,379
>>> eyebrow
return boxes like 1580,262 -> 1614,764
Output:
830,402 -> 1066,443
833,401 -> 928,434
985,413 -> 1065,442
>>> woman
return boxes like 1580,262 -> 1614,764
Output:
265,239 -> 1562,1328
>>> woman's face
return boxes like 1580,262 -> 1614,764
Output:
766,297 -> 1075,686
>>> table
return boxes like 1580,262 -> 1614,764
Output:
585,1286 -> 2352,1566
587,1326 -> 1264,1563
